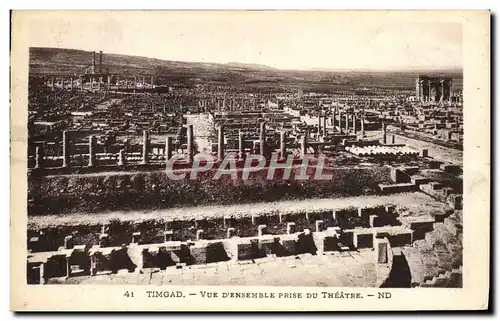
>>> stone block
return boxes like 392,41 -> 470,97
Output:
64,235 -> 74,249
441,187 -> 454,197
369,215 -> 379,227
223,215 -> 232,228
354,231 -> 373,249
131,232 -> 141,244
411,175 -> 430,186
440,163 -> 461,174
313,234 -> 325,254
286,222 -> 296,235
28,237 -> 39,252
164,241 -> 182,251
315,220 -> 325,232
236,239 -> 254,261
389,231 -> 413,247
428,160 -> 442,169
341,230 -> 354,247
196,229 -> 205,240
190,242 -> 208,264
429,181 -> 443,190
385,204 -> 396,214
375,238 -> 389,264
163,230 -> 174,242
98,233 -> 108,247
227,227 -> 236,238
326,226 -> 341,237
402,166 -> 420,175
279,235 -> 297,255
257,224 -> 267,236
447,194 -> 463,210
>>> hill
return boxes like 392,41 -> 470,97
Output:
29,47 -> 463,92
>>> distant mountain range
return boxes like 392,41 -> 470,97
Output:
225,62 -> 277,70
308,66 -> 463,74
29,47 -> 278,73
29,47 -> 463,91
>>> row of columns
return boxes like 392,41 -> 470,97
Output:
319,111 -> 365,137
416,79 -> 452,102
36,118 -> 380,171
48,75 -> 155,90
50,77 -> 77,90
36,128 -> 190,170
217,122 -> 288,161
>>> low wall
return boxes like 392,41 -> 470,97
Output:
28,165 -> 392,215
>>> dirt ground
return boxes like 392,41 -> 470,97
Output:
29,192 -> 449,229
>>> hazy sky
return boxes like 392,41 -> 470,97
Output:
23,11 -> 463,71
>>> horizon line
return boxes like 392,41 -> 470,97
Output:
29,46 -> 464,74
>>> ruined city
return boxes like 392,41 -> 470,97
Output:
26,46 -> 463,288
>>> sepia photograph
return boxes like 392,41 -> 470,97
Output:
10,10 -> 490,311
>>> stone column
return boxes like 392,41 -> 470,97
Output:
332,109 -> 336,132
118,149 -> 126,167
361,117 -> 365,138
317,115 -> 322,135
280,131 -> 286,159
353,115 -> 357,134
51,77 -> 55,90
338,112 -> 342,133
322,116 -> 327,136
134,76 -> 137,88
300,135 -> 307,157
259,122 -> 266,156
391,134 -> 396,145
449,79 -> 453,102
151,76 -> 154,87
88,135 -> 96,167
34,145 -> 45,169
238,130 -> 245,160
441,81 -> 445,102
62,130 -> 70,168
90,255 -> 97,276
65,256 -> 70,278
217,126 -> 225,160
382,123 -> 387,144
165,136 -> 173,162
141,130 -> 150,165
186,124 -> 194,163
345,113 -> 349,133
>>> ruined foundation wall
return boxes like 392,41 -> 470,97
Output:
28,166 -> 392,215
